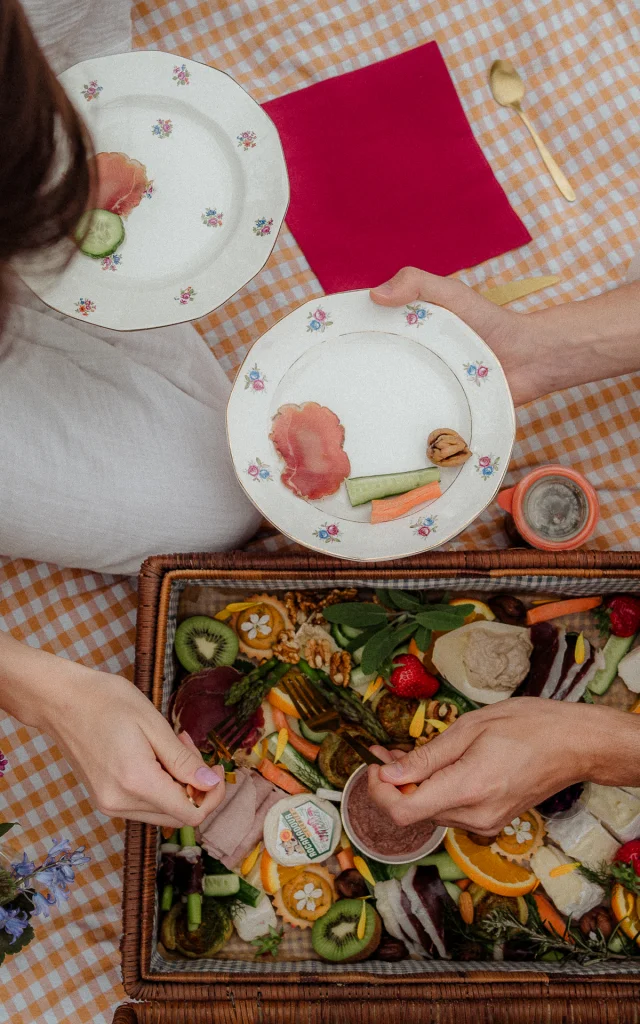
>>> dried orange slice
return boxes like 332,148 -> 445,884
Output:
267,686 -> 300,719
611,882 -> 640,945
259,849 -> 301,895
231,594 -> 292,660
273,865 -> 335,928
490,809 -> 545,864
445,828 -> 537,897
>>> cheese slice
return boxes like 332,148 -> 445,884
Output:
531,845 -> 604,919
546,809 -> 619,869
584,784 -> 640,843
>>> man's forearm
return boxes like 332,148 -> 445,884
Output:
525,280 -> 640,401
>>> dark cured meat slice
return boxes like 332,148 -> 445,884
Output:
561,645 -> 598,702
410,865 -> 451,959
91,152 -> 147,217
269,402 -> 351,500
517,623 -> 561,697
400,888 -> 435,957
171,667 -> 263,753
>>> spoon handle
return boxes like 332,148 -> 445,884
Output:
516,107 -> 576,202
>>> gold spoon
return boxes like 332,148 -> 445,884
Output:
489,59 -> 576,203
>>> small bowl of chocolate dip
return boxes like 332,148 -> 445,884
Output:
341,764 -> 446,865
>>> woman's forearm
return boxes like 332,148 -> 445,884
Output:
0,630 -> 85,732
524,280 -> 640,401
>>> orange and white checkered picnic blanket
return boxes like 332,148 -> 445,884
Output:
0,1 -> 638,1020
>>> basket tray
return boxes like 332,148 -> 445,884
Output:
122,549 -> 640,1010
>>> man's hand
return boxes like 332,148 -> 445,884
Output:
371,266 -> 542,406
368,698 -> 640,834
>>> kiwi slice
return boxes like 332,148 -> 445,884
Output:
174,615 -> 239,672
311,899 -> 382,963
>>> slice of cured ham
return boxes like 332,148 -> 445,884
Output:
270,402 -> 351,500
91,152 -> 147,217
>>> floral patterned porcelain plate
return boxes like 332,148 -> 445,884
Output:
18,51 -> 289,330
227,290 -> 515,560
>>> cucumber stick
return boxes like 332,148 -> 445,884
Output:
76,209 -> 124,258
331,623 -> 350,649
346,468 -> 440,507
417,850 -> 468,881
299,719 -> 329,744
588,633 -> 636,695
266,732 -> 329,791
201,853 -> 262,907
203,873 -> 240,898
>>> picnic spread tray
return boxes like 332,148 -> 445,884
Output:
122,549 -> 640,1018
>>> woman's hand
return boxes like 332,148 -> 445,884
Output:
370,266 -> 540,406
42,669 -> 227,827
368,698 -> 640,835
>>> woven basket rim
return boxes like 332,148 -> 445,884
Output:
122,550 -> 640,1002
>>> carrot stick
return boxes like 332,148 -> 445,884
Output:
257,758 -> 309,795
271,707 -> 321,761
533,893 -> 574,942
337,848 -> 356,872
525,596 -> 602,626
371,481 -> 442,524
456,878 -> 472,891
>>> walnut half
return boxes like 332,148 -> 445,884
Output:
329,650 -> 352,687
427,428 -> 472,467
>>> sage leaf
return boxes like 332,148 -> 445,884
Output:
321,602 -> 389,628
345,622 -> 384,654
387,590 -> 423,612
0,823 -> 16,839
415,626 -> 432,652
374,589 -> 397,609
414,611 -> 468,631
361,621 -> 418,675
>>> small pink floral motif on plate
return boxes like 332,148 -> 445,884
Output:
75,298 -> 96,317
152,118 -> 173,139
201,208 -> 224,228
410,514 -> 438,538
253,217 -> 273,237
247,457 -> 272,482
307,308 -> 333,333
172,64 -> 190,86
101,254 -> 122,272
143,180 -> 155,199
405,303 -> 431,327
175,286 -> 196,305
464,361 -> 490,385
237,130 -> 257,150
81,80 -> 102,101
244,365 -> 267,391
476,455 -> 500,479
314,523 -> 340,544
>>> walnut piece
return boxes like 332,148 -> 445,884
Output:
319,588 -> 358,609
284,591 -> 319,626
273,628 -> 300,664
427,428 -> 472,467
416,700 -> 458,744
329,650 -> 352,687
304,636 -> 333,670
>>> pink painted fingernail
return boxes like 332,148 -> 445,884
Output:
195,765 -> 222,787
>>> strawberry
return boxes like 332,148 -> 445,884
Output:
388,653 -> 439,700
596,595 -> 640,638
614,839 -> 640,876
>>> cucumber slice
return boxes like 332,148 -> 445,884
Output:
443,881 -> 462,905
349,666 -> 377,696
346,468 -> 440,507
588,633 -> 636,695
342,625 -> 364,641
201,852 -> 262,906
331,623 -> 350,649
417,850 -> 468,881
299,719 -> 329,744
265,732 -> 329,791
76,209 -> 125,259
203,873 -> 240,898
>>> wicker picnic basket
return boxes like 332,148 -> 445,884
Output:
119,549 -> 640,1022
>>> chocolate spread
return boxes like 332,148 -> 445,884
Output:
346,769 -> 435,857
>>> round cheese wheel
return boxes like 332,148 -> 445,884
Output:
264,794 -> 341,867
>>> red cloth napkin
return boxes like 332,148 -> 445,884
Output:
263,42 -> 531,292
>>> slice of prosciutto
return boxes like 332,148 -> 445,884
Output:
91,152 -> 148,217
270,402 -> 351,500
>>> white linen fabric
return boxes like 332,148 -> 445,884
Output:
0,1 -> 261,574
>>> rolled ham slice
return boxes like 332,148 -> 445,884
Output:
270,402 -> 351,500
198,767 -> 282,869
91,152 -> 147,217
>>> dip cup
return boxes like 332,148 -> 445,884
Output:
497,465 -> 599,551
340,764 -> 447,866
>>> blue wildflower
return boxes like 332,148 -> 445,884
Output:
0,905 -> 30,943
68,848 -> 90,867
30,891 -> 56,919
12,852 -> 36,878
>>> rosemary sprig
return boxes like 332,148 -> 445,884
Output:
580,859 -> 640,899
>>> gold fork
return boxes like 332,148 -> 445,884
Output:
207,713 -> 256,763
281,672 -> 382,766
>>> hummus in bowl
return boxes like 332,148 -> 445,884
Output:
341,764 -> 446,865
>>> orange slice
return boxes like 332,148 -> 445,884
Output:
445,828 -> 537,897
274,865 -> 335,928
449,598 -> 496,624
611,883 -> 640,944
259,849 -> 301,895
491,809 -> 545,864
267,686 -> 300,719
